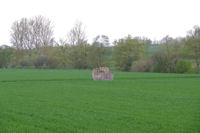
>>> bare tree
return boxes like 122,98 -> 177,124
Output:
10,18 -> 29,50
10,16 -> 54,57
29,16 -> 54,55
10,18 -> 29,64
67,21 -> 87,45
66,21 -> 88,69
31,16 -> 54,48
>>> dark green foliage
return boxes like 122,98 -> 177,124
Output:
151,37 -> 183,73
33,56 -> 58,69
150,37 -> 185,73
19,59 -> 32,68
0,69 -> 199,133
87,35 -> 111,69
33,56 -> 49,68
131,60 -> 153,72
185,26 -> 200,73
67,44 -> 89,69
112,36 -> 146,71
176,60 -> 192,73
87,45 -> 100,68
151,51 -> 169,73
0,46 -> 13,68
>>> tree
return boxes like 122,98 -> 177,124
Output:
54,39 -> 70,68
10,18 -> 28,65
185,25 -> 200,73
151,36 -> 184,73
87,35 -> 110,68
0,45 -> 13,68
30,16 -> 54,55
66,21 -> 88,69
112,36 -> 146,71
67,21 -> 87,46
162,36 -> 184,72
10,18 -> 28,50
67,44 -> 89,69
10,16 -> 54,58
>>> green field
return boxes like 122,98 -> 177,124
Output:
0,69 -> 199,133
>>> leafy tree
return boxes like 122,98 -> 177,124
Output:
185,25 -> 200,73
151,36 -> 184,73
66,21 -> 88,69
68,43 -> 89,69
112,36 -> 146,71
87,35 -> 110,68
161,36 -> 184,72
54,40 -> 70,68
0,45 -> 13,68
176,60 -> 192,73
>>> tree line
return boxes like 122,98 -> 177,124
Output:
1,15 -> 200,73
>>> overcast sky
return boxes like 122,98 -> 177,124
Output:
0,0 -> 200,45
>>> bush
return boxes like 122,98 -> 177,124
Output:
151,51 -> 170,73
33,56 -> 52,69
0,46 -> 13,68
176,60 -> 192,73
33,56 -> 58,69
18,58 -> 34,68
20,60 -> 31,67
152,64 -> 164,73
131,60 -> 153,72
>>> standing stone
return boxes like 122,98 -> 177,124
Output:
92,67 -> 114,80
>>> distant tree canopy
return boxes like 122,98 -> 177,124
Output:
112,36 -> 146,71
151,36 -> 184,73
66,21 -> 88,69
0,45 -> 13,68
10,16 -> 54,57
0,16 -> 199,73
185,26 -> 200,73
87,35 -> 110,68
67,21 -> 87,46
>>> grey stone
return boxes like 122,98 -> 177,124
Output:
92,67 -> 114,80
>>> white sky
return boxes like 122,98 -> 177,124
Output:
0,0 -> 200,45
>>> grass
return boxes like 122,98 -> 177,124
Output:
0,69 -> 200,133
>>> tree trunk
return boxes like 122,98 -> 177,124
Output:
197,63 -> 199,73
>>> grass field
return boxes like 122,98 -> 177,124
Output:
0,69 -> 200,133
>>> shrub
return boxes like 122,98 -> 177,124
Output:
131,60 -> 153,72
176,60 -> 192,73
18,58 -> 34,68
151,51 -> 169,73
33,56 -> 58,69
33,56 -> 51,69
20,60 -> 31,67
0,46 -> 13,68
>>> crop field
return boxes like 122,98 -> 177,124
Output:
0,69 -> 200,133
